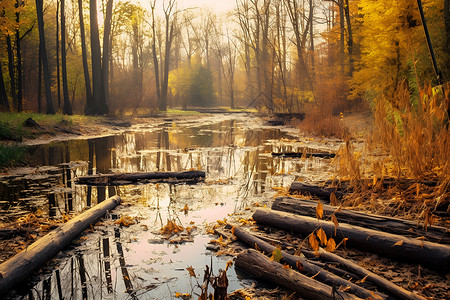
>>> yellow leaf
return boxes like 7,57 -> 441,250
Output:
316,228 -> 327,246
326,238 -> 336,252
226,260 -> 233,271
331,214 -> 339,236
186,266 -> 196,277
270,248 -> 283,262
330,192 -> 338,206
282,264 -> 291,269
309,233 -> 319,251
316,202 -> 324,220
394,240 -> 404,246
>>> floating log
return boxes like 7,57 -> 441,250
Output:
235,249 -> 361,300
272,152 -> 336,159
289,182 -> 345,201
318,248 -> 426,300
272,197 -> 450,244
75,170 -> 205,186
0,195 -> 122,295
252,209 -> 450,271
233,227 -> 384,299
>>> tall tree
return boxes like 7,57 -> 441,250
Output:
0,62 -> 10,111
5,35 -> 16,110
56,0 -> 61,109
35,0 -> 55,114
15,0 -> 23,111
61,0 -> 72,114
101,0 -> 113,107
150,0 -> 177,111
77,0 -> 92,112
87,0 -> 108,114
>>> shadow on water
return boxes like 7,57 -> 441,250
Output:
1,115 -> 337,299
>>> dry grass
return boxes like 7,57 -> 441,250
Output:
336,82 -> 449,221
296,104 -> 349,138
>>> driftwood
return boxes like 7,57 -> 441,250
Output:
235,249 -> 361,300
272,152 -> 336,159
0,196 -> 122,295
272,197 -> 450,244
252,209 -> 450,271
317,248 -> 426,300
75,170 -> 205,186
233,227 -> 384,299
289,182 -> 345,201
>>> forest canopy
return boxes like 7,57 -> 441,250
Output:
0,0 -> 448,116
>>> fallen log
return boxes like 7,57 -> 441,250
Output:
289,182 -> 345,201
75,170 -> 205,186
272,152 -> 336,159
317,248 -> 426,300
0,195 -> 122,295
272,197 -> 450,244
252,209 -> 450,271
235,249 -> 362,300
233,227 -> 385,299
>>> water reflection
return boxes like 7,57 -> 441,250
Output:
1,115 -> 338,299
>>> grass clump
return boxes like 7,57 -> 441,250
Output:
0,144 -> 26,168
337,82 -> 449,221
296,105 -> 349,138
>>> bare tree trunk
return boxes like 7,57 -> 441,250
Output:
35,0 -> 55,114
0,62 -> 9,111
88,0 -> 107,115
56,0 -> 61,110
150,1 -> 161,106
339,0 -> 345,75
6,35 -> 17,110
344,0 -> 353,76
38,42 -> 42,113
61,0 -> 72,115
15,0 -> 23,112
102,0 -> 113,108
78,0 -> 92,114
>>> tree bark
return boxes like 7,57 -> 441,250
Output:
35,0 -> 55,114
6,35 -> 17,110
88,0 -> 106,115
235,249 -> 361,300
0,195 -> 121,295
56,0 -> 61,110
75,170 -> 205,185
15,0 -> 23,112
61,0 -> 72,115
344,0 -> 353,76
252,209 -> 450,271
318,248 -> 426,300
272,197 -> 450,244
233,227 -> 384,299
77,0 -> 92,113
289,181 -> 345,201
272,152 -> 336,158
0,61 -> 9,111
101,0 -> 113,108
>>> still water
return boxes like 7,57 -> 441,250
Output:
1,114 -> 339,299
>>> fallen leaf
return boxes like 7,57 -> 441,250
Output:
393,240 -> 404,246
226,260 -> 233,271
316,228 -> 327,246
331,214 -> 339,236
326,238 -> 336,252
316,202 -> 324,220
309,233 -> 319,251
186,266 -> 196,277
270,248 -> 283,262
356,275 -> 369,284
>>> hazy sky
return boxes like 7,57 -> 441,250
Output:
134,0 -> 236,14
177,0 -> 236,12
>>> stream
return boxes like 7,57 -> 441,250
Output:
0,113 -> 342,299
